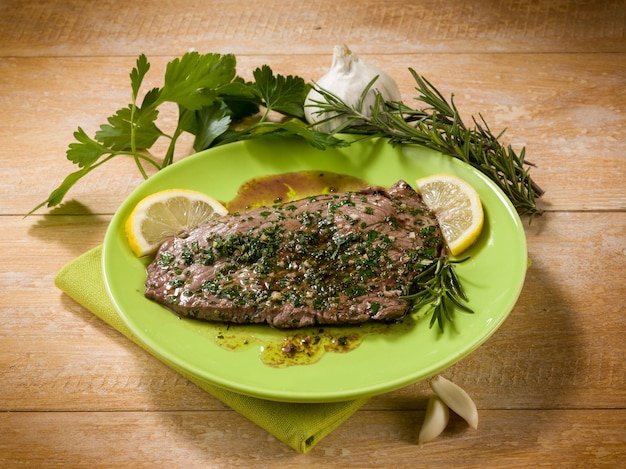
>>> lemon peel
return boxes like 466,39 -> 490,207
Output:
125,189 -> 228,257
415,174 -> 484,256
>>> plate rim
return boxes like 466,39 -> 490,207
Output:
102,136 -> 527,403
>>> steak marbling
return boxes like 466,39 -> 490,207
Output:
144,180 -> 444,328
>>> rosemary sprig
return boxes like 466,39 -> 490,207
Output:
308,71 -> 544,218
400,257 -> 473,332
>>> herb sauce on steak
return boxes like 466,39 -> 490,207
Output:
144,179 -> 444,328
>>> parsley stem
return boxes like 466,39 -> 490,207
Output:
129,151 -> 162,172
128,80 -> 150,179
91,151 -> 161,173
162,126 -> 184,168
260,107 -> 271,123
133,154 -> 149,179
33,51 -> 542,221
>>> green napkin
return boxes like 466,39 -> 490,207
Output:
54,246 -> 368,453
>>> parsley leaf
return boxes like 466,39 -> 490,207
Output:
95,105 -> 163,151
219,79 -> 261,120
130,53 -> 150,99
216,119 -> 349,150
253,65 -> 309,118
160,52 -> 237,110
188,102 -> 233,152
66,127 -> 109,167
31,52 -> 346,214
28,166 -> 93,215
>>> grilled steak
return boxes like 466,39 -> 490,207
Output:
144,180 -> 444,328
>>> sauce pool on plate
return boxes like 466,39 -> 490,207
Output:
182,170 -> 417,368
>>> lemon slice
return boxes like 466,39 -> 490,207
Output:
415,174 -> 484,256
125,189 -> 228,257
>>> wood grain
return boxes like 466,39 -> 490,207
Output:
2,0 -> 625,56
1,410 -> 624,467
2,53 -> 625,215
1,0 -> 625,465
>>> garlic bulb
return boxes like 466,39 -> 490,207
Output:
304,44 -> 402,133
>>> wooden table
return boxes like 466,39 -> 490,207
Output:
2,1 -> 625,466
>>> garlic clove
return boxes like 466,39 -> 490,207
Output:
418,395 -> 450,444
429,375 -> 479,430
304,44 -> 402,133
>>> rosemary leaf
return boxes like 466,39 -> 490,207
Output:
400,257 -> 473,332
309,71 -> 543,218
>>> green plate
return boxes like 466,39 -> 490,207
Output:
102,137 -> 527,403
